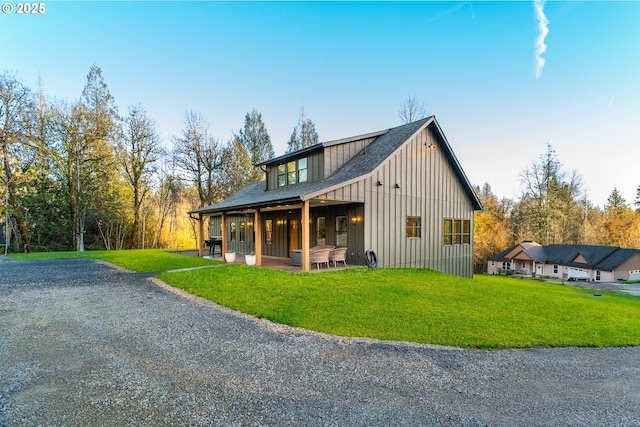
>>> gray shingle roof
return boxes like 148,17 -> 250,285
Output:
491,241 -> 640,271
191,116 -> 482,214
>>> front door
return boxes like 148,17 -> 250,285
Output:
288,219 -> 299,256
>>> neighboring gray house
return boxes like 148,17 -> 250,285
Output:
488,240 -> 640,282
190,116 -> 482,276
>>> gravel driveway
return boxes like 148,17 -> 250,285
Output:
1,258 -> 639,426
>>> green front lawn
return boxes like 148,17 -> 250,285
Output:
10,249 -> 220,272
158,265 -> 640,349
10,250 -> 640,348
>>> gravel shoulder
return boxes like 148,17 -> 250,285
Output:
1,257 -> 639,426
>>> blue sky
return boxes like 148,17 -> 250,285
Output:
2,1 -> 639,207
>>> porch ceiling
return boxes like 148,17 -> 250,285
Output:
204,199 -> 358,216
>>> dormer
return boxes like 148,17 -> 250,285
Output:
258,130 -> 385,192
259,144 -> 324,191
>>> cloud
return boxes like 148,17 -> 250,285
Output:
534,0 -> 549,79
426,2 -> 472,24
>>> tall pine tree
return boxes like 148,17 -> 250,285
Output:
234,109 -> 274,182
286,107 -> 319,153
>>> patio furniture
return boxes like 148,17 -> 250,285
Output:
291,249 -> 302,266
309,248 -> 331,270
205,236 -> 222,256
329,247 -> 347,267
310,245 -> 335,251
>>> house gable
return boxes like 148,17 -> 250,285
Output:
190,116 -> 480,278
511,250 -> 533,261
573,253 -> 588,264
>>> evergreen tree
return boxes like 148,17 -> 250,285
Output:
286,107 -> 319,153
514,144 -> 585,245
234,109 -> 274,182
73,65 -> 121,251
605,187 -> 627,212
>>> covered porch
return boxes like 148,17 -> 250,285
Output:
193,198 -> 365,272
183,251 -> 355,273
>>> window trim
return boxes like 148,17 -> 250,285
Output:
336,215 -> 347,247
443,218 -> 470,245
277,157 -> 309,187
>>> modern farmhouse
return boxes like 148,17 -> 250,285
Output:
190,116 -> 482,276
488,240 -> 640,282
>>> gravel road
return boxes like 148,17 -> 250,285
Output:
1,258 -> 639,426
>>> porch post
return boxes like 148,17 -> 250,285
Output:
198,213 -> 205,257
221,212 -> 228,259
254,209 -> 262,266
301,199 -> 310,272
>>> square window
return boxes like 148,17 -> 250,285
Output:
407,216 -> 421,238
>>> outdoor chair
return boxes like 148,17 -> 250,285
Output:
310,245 -> 335,251
309,248 -> 331,270
329,247 -> 347,267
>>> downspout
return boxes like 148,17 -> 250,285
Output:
260,166 -> 268,191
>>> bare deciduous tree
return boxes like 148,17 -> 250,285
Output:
172,111 -> 224,207
119,105 -> 162,248
398,95 -> 427,124
0,72 -> 36,252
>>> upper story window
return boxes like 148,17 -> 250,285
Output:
277,157 -> 308,187
287,161 -> 296,184
298,157 -> 307,183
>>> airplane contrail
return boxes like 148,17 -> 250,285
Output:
534,0 -> 549,79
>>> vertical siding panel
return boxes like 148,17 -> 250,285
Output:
376,168 -> 384,265
414,134 -> 421,268
405,146 -> 411,267
317,151 -> 324,181
396,150 -> 405,266
389,157 -> 396,267
383,165 -> 390,267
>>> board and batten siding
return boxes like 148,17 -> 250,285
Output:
323,137 -> 377,177
363,126 -> 475,278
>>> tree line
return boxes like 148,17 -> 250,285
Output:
3,72 -> 638,266
0,66 -> 320,252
